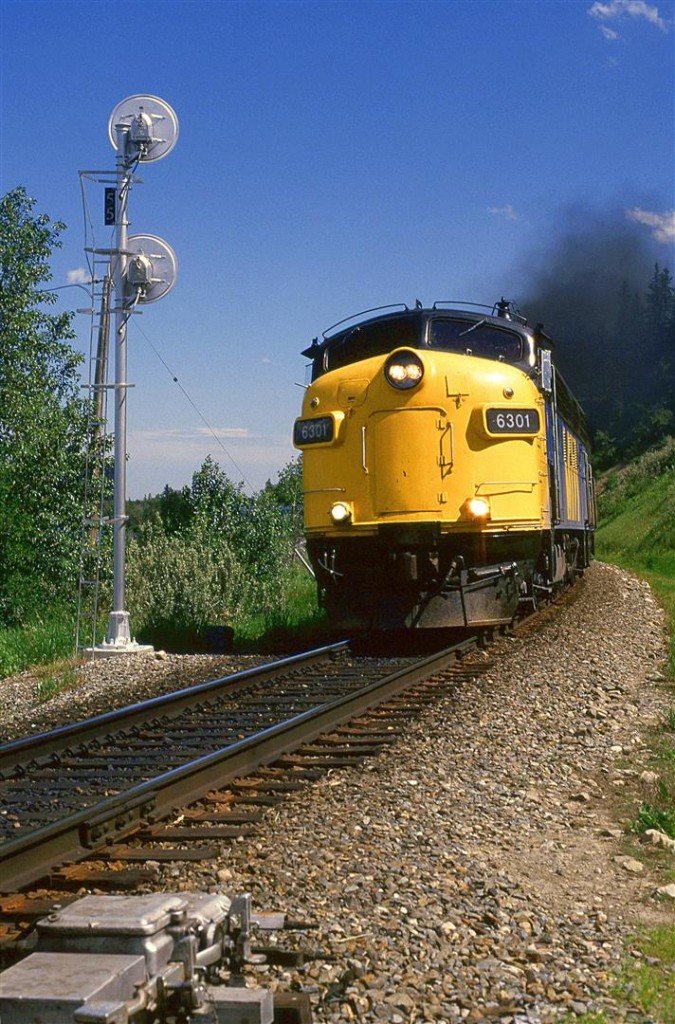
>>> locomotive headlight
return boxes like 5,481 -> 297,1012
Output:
384,351 -> 424,390
466,497 -> 491,521
330,501 -> 352,524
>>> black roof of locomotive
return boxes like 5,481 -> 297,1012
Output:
301,301 -> 541,360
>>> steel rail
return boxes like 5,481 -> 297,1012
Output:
0,640 -> 350,776
0,638 -> 473,892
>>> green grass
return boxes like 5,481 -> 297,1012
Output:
0,609 -> 77,678
613,927 -> 675,1024
596,442 -> 675,862
129,566 -> 326,654
561,925 -> 675,1024
0,569 -> 324,676
595,436 -> 675,673
562,852 -> 675,1024
34,667 -> 81,703
630,800 -> 675,839
232,568 -> 330,652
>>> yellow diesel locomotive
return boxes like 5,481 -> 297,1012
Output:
293,300 -> 596,630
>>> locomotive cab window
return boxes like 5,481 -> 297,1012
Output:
429,319 -> 523,363
323,315 -> 421,375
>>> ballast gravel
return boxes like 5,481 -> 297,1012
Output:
0,653 -> 272,742
1,561 -> 673,1022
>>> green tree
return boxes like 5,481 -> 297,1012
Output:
127,484 -> 192,536
0,187 -> 88,624
645,264 -> 675,403
189,457 -> 297,609
264,456 -> 303,533
645,263 -> 675,336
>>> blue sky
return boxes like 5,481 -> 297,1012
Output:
1,0 -> 673,497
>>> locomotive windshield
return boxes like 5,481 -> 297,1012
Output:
308,307 -> 529,380
429,319 -> 523,362
322,314 -> 421,374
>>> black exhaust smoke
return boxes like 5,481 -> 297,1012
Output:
516,202 -> 671,438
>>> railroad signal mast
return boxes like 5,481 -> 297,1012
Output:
91,95 -> 179,654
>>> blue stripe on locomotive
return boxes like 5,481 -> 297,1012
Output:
545,399 -> 591,531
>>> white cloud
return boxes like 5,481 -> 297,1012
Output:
487,204 -> 519,222
196,426 -> 250,439
588,1 -> 669,33
128,426 -> 294,461
626,207 -> 675,243
67,267 -> 92,284
127,426 -> 250,458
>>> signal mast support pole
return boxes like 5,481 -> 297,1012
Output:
106,122 -> 132,646
83,95 -> 178,657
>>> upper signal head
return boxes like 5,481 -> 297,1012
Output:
108,94 -> 179,164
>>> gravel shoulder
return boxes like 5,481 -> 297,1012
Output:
1,561 -> 673,1021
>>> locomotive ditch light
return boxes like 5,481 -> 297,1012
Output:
384,350 -> 424,389
466,496 -> 491,521
330,501 -> 353,524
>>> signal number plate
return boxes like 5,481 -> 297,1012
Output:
486,408 -> 540,434
294,416 -> 334,445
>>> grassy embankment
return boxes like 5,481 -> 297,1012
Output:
588,436 -> 675,1024
596,437 -> 675,672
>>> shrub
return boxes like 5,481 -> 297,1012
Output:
126,516 -> 245,647
123,457 -> 317,649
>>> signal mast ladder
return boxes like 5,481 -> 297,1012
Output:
75,269 -> 116,655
